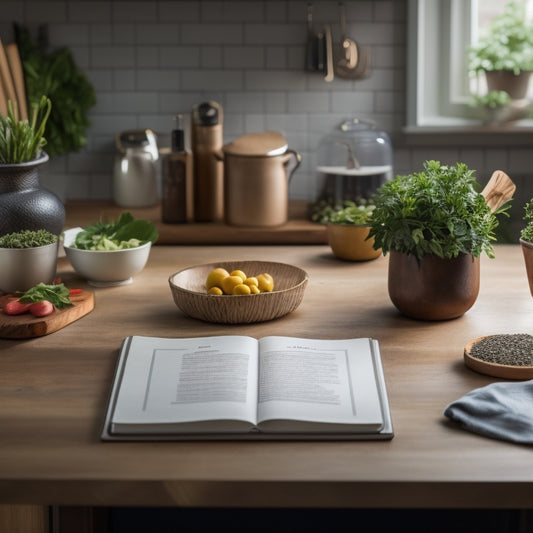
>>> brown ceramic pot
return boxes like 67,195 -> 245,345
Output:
520,238 -> 533,297
485,70 -> 532,99
388,251 -> 480,320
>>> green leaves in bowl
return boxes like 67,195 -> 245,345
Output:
71,212 -> 159,251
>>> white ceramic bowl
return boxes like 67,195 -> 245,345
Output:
62,227 -> 152,287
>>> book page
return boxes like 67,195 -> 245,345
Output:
256,337 -> 383,432
110,335 -> 259,433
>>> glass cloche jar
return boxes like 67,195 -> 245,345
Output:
311,118 -> 393,221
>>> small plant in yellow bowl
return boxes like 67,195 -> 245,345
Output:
326,201 -> 381,261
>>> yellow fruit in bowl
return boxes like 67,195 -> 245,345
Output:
233,283 -> 251,295
249,284 -> 260,294
221,275 -> 245,295
244,276 -> 258,288
207,286 -> 223,295
230,269 -> 247,282
256,273 -> 274,292
206,267 -> 229,290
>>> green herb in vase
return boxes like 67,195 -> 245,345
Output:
0,95 -> 51,164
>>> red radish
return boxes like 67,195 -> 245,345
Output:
4,300 -> 32,315
29,301 -> 54,317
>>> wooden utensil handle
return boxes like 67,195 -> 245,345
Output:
481,170 -> 516,214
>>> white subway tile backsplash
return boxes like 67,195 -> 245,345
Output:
158,1 -> 200,22
68,1 -> 111,23
331,91 -> 375,114
182,24 -> 243,45
111,24 -> 136,45
90,24 -> 113,45
160,46 -> 201,68
224,46 -> 265,69
110,2 -> 158,22
265,46 -> 287,69
25,1 -> 67,23
288,91 -> 329,113
137,46 -> 160,68
4,0 -> 527,214
136,69 -> 180,91
91,45 -> 136,68
200,46 -> 223,68
182,70 -> 244,91
137,24 -> 180,45
49,23 -> 90,46
244,24 -> 304,45
245,70 -> 306,91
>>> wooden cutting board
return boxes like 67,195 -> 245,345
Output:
0,290 -> 95,339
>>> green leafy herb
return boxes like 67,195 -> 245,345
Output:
520,198 -> 533,242
0,229 -> 57,248
14,23 -> 96,158
469,0 -> 533,75
18,283 -> 72,309
0,96 -> 51,163
471,90 -> 511,109
310,198 -> 375,224
328,202 -> 375,225
368,160 -> 508,260
72,212 -> 159,250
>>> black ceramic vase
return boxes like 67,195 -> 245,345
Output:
0,152 -> 65,236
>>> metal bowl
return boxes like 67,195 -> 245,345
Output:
0,241 -> 59,293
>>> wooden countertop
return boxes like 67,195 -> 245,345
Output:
1,244 -> 533,512
64,201 -> 328,245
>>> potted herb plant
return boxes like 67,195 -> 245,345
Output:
0,96 -> 65,236
469,0 -> 533,99
469,90 -> 527,123
368,160 -> 510,320
519,199 -> 533,297
0,229 -> 58,293
324,201 -> 381,261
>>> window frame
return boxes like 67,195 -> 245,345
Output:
406,0 -> 480,128
405,0 -> 533,133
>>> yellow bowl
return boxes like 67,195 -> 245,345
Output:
327,223 -> 381,261
168,261 -> 308,324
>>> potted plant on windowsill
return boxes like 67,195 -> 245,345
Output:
0,96 -> 65,236
325,201 -> 381,261
469,0 -> 533,100
470,90 -> 531,123
368,160 -> 514,320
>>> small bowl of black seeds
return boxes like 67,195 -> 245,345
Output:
464,334 -> 533,379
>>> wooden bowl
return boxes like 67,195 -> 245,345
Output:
168,261 -> 309,324
464,335 -> 533,380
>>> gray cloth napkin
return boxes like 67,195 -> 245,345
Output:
444,379 -> 533,444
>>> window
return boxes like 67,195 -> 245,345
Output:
406,0 -> 533,130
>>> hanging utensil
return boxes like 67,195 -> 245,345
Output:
338,3 -> 358,69
305,3 -> 317,71
334,3 -> 365,79
324,24 -> 334,82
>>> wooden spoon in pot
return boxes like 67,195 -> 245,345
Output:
481,170 -> 516,213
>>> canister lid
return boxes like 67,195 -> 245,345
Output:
223,131 -> 288,156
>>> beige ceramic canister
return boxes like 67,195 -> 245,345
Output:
217,131 -> 301,227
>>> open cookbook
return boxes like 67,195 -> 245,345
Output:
101,335 -> 393,441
